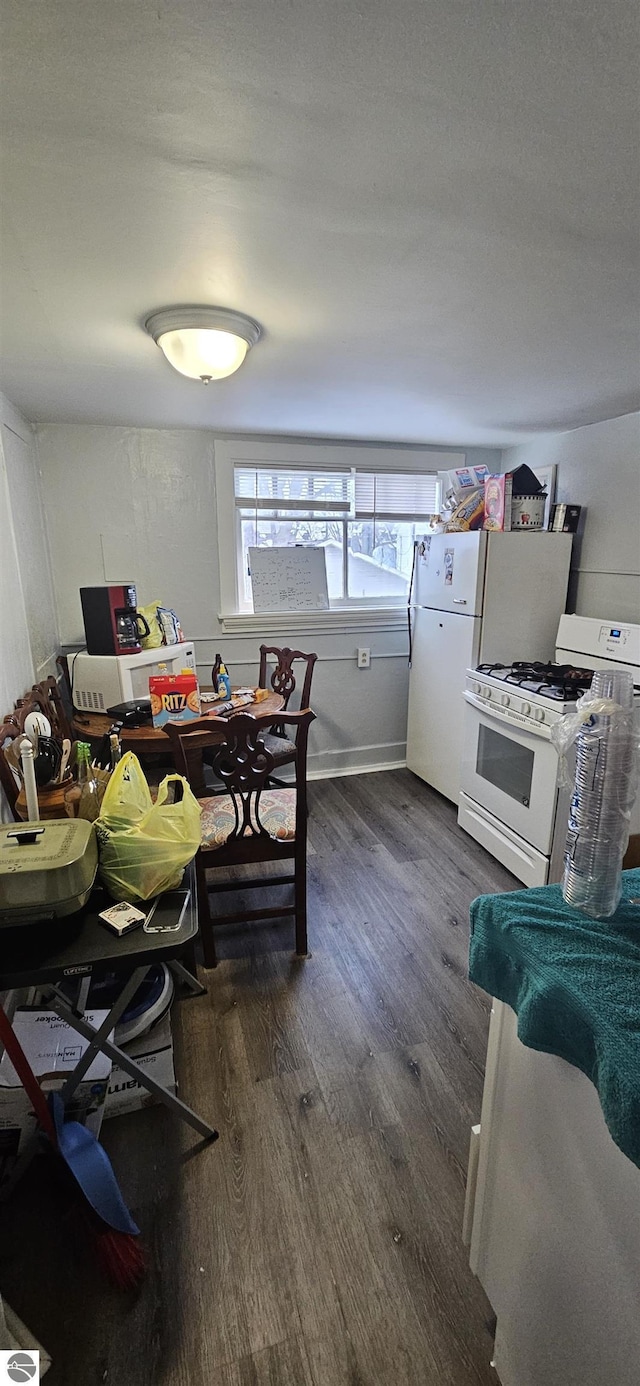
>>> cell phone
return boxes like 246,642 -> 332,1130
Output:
143,891 -> 189,933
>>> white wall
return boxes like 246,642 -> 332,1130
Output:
1,406 -> 59,683
504,413 -> 640,623
37,426 -> 219,650
0,394 -> 60,694
0,394 -> 60,819
0,420 -> 33,711
17,413 -> 640,774
36,423 -> 500,776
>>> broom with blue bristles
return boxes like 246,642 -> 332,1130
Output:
0,1004 -> 145,1290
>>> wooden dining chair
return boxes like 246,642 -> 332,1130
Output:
0,678 -> 74,820
258,645 -> 317,783
164,707 -> 315,968
0,724 -> 22,819
55,655 -> 75,727
26,676 -> 74,743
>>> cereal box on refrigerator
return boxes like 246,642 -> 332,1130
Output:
483,473 -> 513,531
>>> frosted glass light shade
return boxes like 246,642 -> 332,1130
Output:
158,328 -> 248,380
145,307 -> 261,382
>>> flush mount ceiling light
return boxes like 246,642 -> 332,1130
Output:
144,306 -> 261,383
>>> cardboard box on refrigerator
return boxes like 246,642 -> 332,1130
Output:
0,1008 -> 111,1161
483,472 -> 514,530
104,1009 -> 175,1118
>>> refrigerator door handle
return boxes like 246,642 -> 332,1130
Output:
407,540 -> 419,667
453,598 -> 468,605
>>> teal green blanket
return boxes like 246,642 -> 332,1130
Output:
469,869 -> 640,1169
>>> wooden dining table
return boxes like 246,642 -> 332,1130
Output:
71,687 -> 284,796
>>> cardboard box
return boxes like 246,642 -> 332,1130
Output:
439,464 -> 490,507
483,472 -> 513,530
484,463 -> 547,531
104,1009 -> 175,1118
0,1009 -> 111,1160
149,671 -> 200,727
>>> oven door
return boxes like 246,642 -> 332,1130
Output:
460,697 -> 559,855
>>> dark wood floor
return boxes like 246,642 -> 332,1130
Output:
1,770 -> 517,1385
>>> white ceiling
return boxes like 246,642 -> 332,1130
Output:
1,0 -> 638,445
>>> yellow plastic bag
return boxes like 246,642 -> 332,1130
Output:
138,600 -> 164,649
95,752 -> 202,901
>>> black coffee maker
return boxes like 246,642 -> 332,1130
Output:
80,585 -> 150,655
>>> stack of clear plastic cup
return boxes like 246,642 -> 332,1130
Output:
562,669 -> 636,919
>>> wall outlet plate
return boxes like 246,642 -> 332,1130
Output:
357,647 -> 371,669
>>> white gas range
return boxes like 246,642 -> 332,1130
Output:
458,615 -> 640,887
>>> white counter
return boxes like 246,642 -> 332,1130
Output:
465,999 -> 640,1386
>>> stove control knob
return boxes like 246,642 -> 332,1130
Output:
534,707 -> 546,723
472,681 -> 480,695
485,688 -> 492,699
521,701 -> 531,716
501,694 -> 510,707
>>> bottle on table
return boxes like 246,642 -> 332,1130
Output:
109,732 -> 122,769
218,661 -> 231,700
65,741 -> 100,821
212,653 -> 231,700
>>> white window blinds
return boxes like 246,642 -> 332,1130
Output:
235,466 -> 439,519
235,467 -> 351,513
353,472 -> 440,521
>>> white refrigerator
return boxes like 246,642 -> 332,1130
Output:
406,531 -> 573,803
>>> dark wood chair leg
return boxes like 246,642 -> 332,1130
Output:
196,860 -> 218,968
294,845 -> 308,957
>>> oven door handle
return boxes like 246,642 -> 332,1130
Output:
463,689 -> 552,739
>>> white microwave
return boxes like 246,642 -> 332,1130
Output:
70,643 -> 196,712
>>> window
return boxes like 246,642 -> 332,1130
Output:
214,441 -> 464,624
233,464 -> 441,610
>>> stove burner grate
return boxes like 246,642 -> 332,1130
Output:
476,661 -> 594,700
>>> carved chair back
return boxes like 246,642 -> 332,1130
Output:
164,708 -> 314,859
1,677 -> 73,818
258,646 -> 317,713
0,723 -> 22,817
17,677 -> 73,743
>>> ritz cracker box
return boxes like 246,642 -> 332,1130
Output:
149,671 -> 201,728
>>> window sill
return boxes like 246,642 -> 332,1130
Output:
219,607 -> 408,635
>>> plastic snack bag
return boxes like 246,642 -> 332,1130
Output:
444,486 -> 485,532
138,601 -> 165,649
157,607 -> 181,645
95,752 -> 201,901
